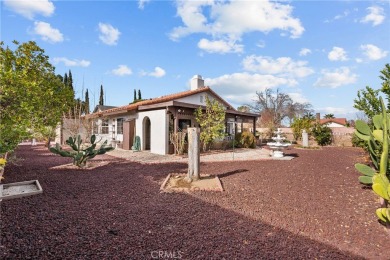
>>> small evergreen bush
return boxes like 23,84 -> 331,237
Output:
311,123 -> 332,146
235,132 -> 256,148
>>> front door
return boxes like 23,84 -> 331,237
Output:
122,119 -> 135,150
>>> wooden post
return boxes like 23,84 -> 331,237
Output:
187,127 -> 200,182
253,117 -> 256,135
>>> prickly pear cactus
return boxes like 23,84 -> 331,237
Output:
355,97 -> 390,229
355,163 -> 376,185
50,134 -> 114,168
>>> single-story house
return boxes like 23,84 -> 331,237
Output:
319,118 -> 347,127
85,75 -> 259,155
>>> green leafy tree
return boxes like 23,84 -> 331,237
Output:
99,84 -> 104,105
354,86 -> 381,119
354,64 -> 390,118
194,96 -> 226,151
324,114 -> 335,119
133,89 -> 136,102
379,64 -> 390,110
290,117 -> 314,141
138,89 -> 142,100
0,40 -> 73,153
311,123 -> 332,146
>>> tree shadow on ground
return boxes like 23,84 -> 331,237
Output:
217,169 -> 248,178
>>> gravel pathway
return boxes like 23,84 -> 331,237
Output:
107,147 -> 293,164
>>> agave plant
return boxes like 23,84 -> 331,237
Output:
50,134 -> 114,168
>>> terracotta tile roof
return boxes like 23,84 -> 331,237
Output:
319,118 -> 347,126
86,86 -> 236,118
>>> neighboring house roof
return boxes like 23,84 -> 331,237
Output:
319,118 -> 347,126
92,105 -> 118,113
87,86 -> 258,119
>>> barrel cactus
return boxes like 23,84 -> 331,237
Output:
49,134 -> 114,168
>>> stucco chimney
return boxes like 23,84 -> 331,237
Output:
316,113 -> 320,123
190,75 -> 205,90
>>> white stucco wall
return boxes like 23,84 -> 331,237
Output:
94,115 -> 135,145
136,109 -> 168,155
324,122 -> 344,127
176,92 -> 226,108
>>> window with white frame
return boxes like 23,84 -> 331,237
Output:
101,119 -> 109,134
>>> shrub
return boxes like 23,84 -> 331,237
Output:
311,123 -> 332,146
235,132 -> 256,148
291,117 -> 313,141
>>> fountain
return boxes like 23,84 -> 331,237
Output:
267,128 -> 291,158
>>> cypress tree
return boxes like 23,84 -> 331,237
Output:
63,73 -> 68,86
68,70 -> 74,91
99,84 -> 104,105
85,89 -> 90,114
133,89 -> 136,102
138,89 -> 142,100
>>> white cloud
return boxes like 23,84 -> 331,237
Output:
52,57 -> 90,67
360,44 -> 388,60
314,67 -> 357,88
319,107 -> 352,115
150,67 -> 166,78
198,38 -> 243,54
328,46 -> 348,61
140,67 -> 166,78
4,0 -> 55,19
256,40 -> 266,48
112,65 -> 132,76
355,58 -> 363,63
287,92 -> 309,103
299,48 -> 311,56
361,6 -> 385,26
138,0 -> 150,9
204,72 -> 298,105
242,55 -> 314,78
32,21 -> 63,43
170,0 -> 304,52
334,10 -> 350,20
324,9 -> 351,23
98,23 -> 121,45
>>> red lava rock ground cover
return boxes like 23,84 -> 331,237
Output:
1,144 -> 389,259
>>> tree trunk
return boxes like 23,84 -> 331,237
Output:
187,128 -> 200,181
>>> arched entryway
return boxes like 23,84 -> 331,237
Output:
143,117 -> 151,150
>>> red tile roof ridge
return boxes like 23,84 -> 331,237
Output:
319,118 -> 347,125
90,86 -> 213,116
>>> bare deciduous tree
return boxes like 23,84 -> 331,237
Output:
62,102 -> 93,144
248,88 -> 313,127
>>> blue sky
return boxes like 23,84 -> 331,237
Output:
1,0 -> 389,120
